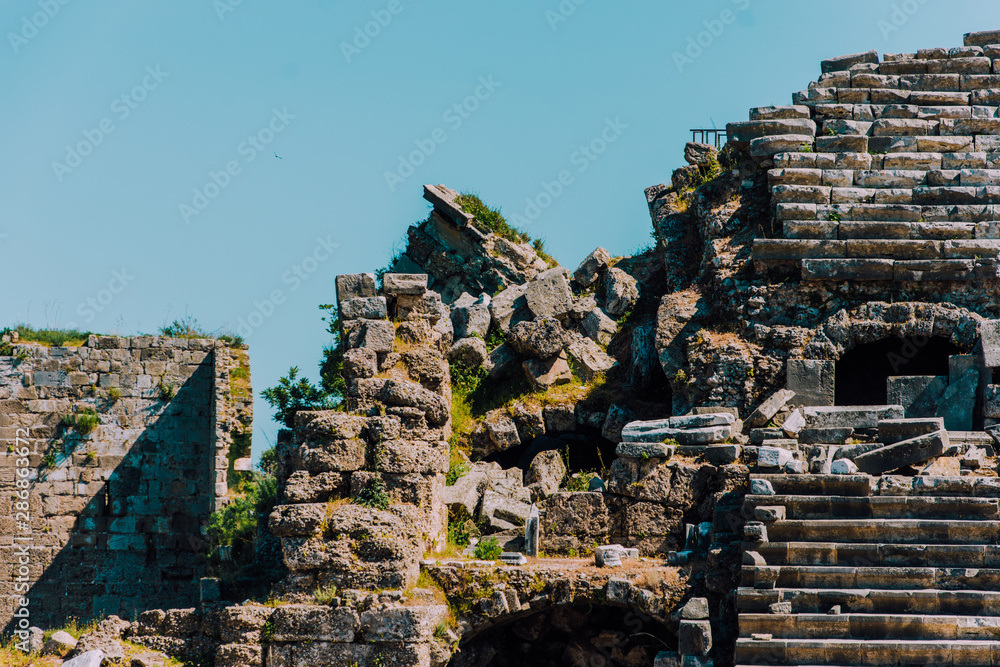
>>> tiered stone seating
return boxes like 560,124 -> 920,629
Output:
742,31 -> 1000,281
736,473 -> 1000,665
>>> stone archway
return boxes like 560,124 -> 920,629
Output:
796,302 -> 984,362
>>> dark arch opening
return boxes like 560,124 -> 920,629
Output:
448,602 -> 676,667
484,433 -> 617,476
834,335 -> 963,406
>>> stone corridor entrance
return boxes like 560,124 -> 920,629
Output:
834,336 -> 962,406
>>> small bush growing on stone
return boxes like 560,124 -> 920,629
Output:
473,536 -> 502,561
355,478 -> 391,510
107,387 -> 122,402
312,584 -> 338,605
158,380 -> 176,401
40,451 -> 57,469
74,409 -> 99,435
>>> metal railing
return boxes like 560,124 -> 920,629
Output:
690,128 -> 726,149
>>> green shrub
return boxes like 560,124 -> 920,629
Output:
455,192 -> 556,265
355,477 -> 391,510
7,325 -> 92,348
159,315 -> 208,339
40,451 -> 57,469
312,585 -> 338,605
158,380 -> 176,401
565,472 -> 599,492
473,536 -> 502,560
107,387 -> 122,402
74,409 -> 99,435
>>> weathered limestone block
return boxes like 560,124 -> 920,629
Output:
448,337 -> 489,368
878,417 -> 946,445
684,142 -> 719,166
573,248 -> 613,288
822,49 -> 879,73
937,368 -> 978,431
567,336 -> 616,381
484,409 -> 520,453
380,380 -> 449,425
525,267 -> 574,319
853,430 -> 949,475
340,297 -> 388,321
382,273 -> 427,296
218,605 -> 273,644
541,492 -> 623,550
601,268 -> 639,317
803,405 -> 904,428
360,606 -> 448,643
751,105 -> 811,120
616,442 -> 675,459
442,469 -> 488,517
372,439 -> 447,475
582,307 -> 618,345
450,292 -> 491,339
490,283 -> 531,334
510,318 -> 569,358
727,119 -> 817,142
268,503 -> 327,538
336,273 -> 377,303
215,643 -> 262,667
622,414 -> 735,443
271,605 -> 359,642
281,505 -> 422,589
480,489 -> 532,531
625,502 -> 684,553
344,319 -> 395,352
523,352 -> 573,390
282,471 -> 350,504
745,389 -> 796,428
751,135 -> 817,157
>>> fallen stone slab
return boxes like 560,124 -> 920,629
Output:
62,652 -> 106,667
782,409 -> 805,437
615,442 -> 675,459
878,417 -> 946,445
853,429 -> 949,475
822,49 -> 879,73
803,405 -> 905,429
423,184 -> 474,225
758,447 -> 794,469
798,427 -> 855,445
746,389 -> 796,429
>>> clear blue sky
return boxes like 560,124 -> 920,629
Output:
3,0 -> 998,458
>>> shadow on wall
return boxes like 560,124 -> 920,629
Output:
5,362 -> 215,632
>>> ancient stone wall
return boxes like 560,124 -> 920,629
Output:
0,334 -> 251,629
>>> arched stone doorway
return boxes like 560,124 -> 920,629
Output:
448,602 -> 676,667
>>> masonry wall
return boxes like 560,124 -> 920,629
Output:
0,334 -> 251,629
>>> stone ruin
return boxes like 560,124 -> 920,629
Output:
17,25 -> 1000,667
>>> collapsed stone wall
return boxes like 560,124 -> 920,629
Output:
0,334 -> 251,629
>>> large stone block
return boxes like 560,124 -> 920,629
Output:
803,405 -> 904,428
785,359 -> 835,407
360,606 -> 448,643
382,273 -> 427,296
335,273 -> 376,303
525,268 -> 574,320
936,368 -> 978,431
853,430 -> 949,475
878,417 -> 945,445
981,320 -> 1000,368
271,605 -> 359,642
574,247 -> 611,287
822,49 -> 879,73
746,389 -> 796,428
340,297 -> 387,321
887,375 -> 948,418
523,352 -> 573,390
344,319 -> 395,352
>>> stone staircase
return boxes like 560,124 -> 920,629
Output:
737,31 -> 1000,282
736,473 -> 1000,666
